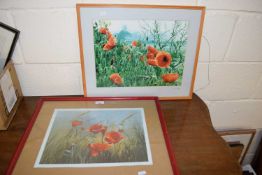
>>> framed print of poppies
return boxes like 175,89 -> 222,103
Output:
6,97 -> 179,175
76,4 -> 205,99
34,108 -> 152,168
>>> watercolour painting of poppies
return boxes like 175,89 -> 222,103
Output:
94,20 -> 188,87
34,108 -> 152,167
77,4 -> 205,99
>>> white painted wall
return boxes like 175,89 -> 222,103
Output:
1,0 -> 262,165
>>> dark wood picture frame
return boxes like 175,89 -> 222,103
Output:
0,22 -> 20,69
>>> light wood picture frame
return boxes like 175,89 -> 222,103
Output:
0,61 -> 23,130
76,4 -> 205,100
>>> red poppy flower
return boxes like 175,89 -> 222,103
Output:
156,51 -> 172,68
109,73 -> 123,85
89,143 -> 111,157
131,41 -> 137,47
88,123 -> 107,134
106,32 -> 113,39
146,52 -> 155,60
103,36 -> 117,51
105,131 -> 124,144
99,27 -> 108,35
162,73 -> 179,83
147,45 -> 158,54
147,59 -> 158,66
71,120 -> 82,127
107,36 -> 116,46
103,43 -> 112,51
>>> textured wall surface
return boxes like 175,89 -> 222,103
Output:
0,0 -> 262,165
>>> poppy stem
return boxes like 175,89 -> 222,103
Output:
75,111 -> 89,119
120,113 -> 136,126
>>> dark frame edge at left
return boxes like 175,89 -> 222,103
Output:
0,22 -> 20,68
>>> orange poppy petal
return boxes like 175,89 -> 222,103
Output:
156,51 -> 172,68
147,45 -> 158,54
103,44 -> 111,51
162,73 -> 179,83
90,150 -> 99,157
99,27 -> 108,34
71,120 -> 82,127
147,59 -> 158,66
88,123 -> 107,133
107,32 -> 113,39
104,131 -> 124,144
131,41 -> 137,47
107,36 -> 117,47
89,143 -> 111,157
146,52 -> 155,60
109,73 -> 123,85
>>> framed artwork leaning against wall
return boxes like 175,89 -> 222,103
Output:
76,4 -> 205,100
218,129 -> 256,164
0,22 -> 19,70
